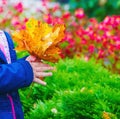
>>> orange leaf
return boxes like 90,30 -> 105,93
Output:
12,18 -> 65,62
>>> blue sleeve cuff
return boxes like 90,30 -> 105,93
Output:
17,60 -> 34,87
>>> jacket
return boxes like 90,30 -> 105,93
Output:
0,31 -> 34,119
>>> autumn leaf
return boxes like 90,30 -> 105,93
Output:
12,18 -> 65,62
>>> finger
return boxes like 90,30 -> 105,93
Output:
36,66 -> 54,71
35,72 -> 52,77
33,62 -> 52,67
26,55 -> 36,62
33,78 -> 46,85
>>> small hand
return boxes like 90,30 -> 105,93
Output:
26,55 -> 54,85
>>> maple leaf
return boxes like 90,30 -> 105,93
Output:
12,18 -> 65,62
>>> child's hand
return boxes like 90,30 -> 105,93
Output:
26,55 -> 37,62
26,55 -> 54,85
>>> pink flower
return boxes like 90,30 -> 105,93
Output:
63,32 -> 72,41
81,38 -> 87,45
11,17 -> 20,26
20,25 -> 26,30
88,44 -> 95,53
52,17 -> 64,25
103,16 -> 111,25
109,44 -> 115,53
89,18 -> 98,25
2,0 -> 7,5
23,18 -> 28,23
14,2 -> 23,13
116,44 -> 120,50
98,49 -> 104,59
0,6 -> 3,13
43,14 -> 53,24
75,8 -> 85,19
102,38 -> 110,49
95,35 -> 102,42
76,27 -> 84,37
42,0 -> 47,7
62,12 -> 71,19
71,21 -> 78,27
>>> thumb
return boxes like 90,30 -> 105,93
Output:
26,55 -> 36,62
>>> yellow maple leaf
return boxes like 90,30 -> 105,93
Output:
12,18 -> 65,62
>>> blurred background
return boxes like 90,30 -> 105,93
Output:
1,0 -> 120,30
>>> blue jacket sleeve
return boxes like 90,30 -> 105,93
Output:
0,60 -> 33,94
